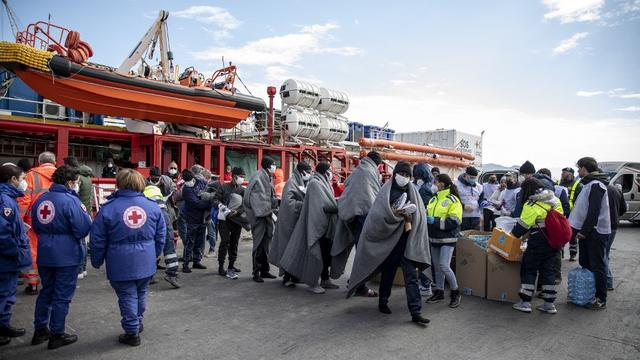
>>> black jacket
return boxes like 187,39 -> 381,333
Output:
606,183 -> 627,230
214,182 -> 245,215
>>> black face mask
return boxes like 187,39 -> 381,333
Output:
506,180 -> 517,189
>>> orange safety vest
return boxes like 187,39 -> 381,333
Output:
17,163 -> 56,275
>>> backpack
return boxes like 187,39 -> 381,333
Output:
535,203 -> 572,249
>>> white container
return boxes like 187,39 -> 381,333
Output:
396,129 -> 483,167
316,87 -> 349,114
279,79 -> 321,108
317,114 -> 349,142
282,107 -> 321,138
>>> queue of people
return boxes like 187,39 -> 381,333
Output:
0,152 -> 628,350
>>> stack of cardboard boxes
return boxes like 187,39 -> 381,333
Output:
456,228 -> 525,303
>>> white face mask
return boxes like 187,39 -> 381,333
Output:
325,171 -> 333,181
235,176 -> 244,185
416,179 -> 425,187
71,183 -> 80,193
302,172 -> 312,181
395,174 -> 410,187
107,163 -> 114,168
168,168 -> 177,175
17,179 -> 28,192
269,164 -> 277,174
378,173 -> 383,182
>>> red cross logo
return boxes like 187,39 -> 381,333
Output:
123,206 -> 147,229
37,200 -> 55,224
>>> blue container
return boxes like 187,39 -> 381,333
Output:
364,125 -> 382,139
567,267 -> 595,306
0,77 -> 39,118
349,122 -> 364,142
386,129 -> 396,141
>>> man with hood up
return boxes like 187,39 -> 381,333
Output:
454,166 -> 486,231
346,162 -> 431,326
537,168 -> 570,216
569,157 -> 611,310
244,157 -> 278,282
331,151 -> 382,297
280,162 -> 339,294
269,161 -> 312,287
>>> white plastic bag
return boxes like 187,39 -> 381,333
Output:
495,216 -> 517,233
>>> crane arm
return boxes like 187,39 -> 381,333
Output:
117,10 -> 170,80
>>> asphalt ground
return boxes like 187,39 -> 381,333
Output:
1,223 -> 639,360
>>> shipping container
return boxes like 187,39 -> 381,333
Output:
396,129 -> 483,168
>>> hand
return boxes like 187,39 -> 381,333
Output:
392,208 -> 403,218
576,232 -> 586,240
427,216 -> 435,224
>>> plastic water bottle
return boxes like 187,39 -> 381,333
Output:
567,267 -> 595,305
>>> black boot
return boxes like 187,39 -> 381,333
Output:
192,262 -> 207,270
48,333 -> 78,350
426,289 -> 445,303
378,303 -> 392,314
32,327 -> 51,345
253,272 -> 264,283
182,266 -> 192,273
228,263 -> 241,273
0,337 -> 10,346
118,333 -> 141,347
449,289 -> 461,308
260,271 -> 276,279
0,325 -> 25,338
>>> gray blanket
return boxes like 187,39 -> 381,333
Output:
346,181 -> 430,298
280,173 -> 338,287
269,169 -> 306,268
331,157 -> 381,278
243,168 -> 276,251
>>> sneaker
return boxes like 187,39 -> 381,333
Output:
0,336 -> 10,346
0,325 -> 26,337
192,262 -> 207,270
411,315 -> 430,327
554,277 -> 562,285
139,324 -> 143,333
82,271 -> 87,277
419,285 -> 433,297
378,303 -> 392,314
512,301 -> 532,313
31,327 -> 51,345
449,289 -> 461,308
283,280 -> 296,288
218,266 -> 227,276
252,274 -> 264,283
426,289 -> 444,303
308,285 -> 326,294
320,279 -> 339,289
607,286 -> 614,291
48,333 -> 78,350
118,333 -> 141,347
204,250 -> 215,258
226,270 -> 239,280
569,255 -> 577,262
182,267 -> 192,274
25,285 -> 38,295
164,275 -> 180,289
77,273 -> 84,280
585,298 -> 606,310
260,272 -> 277,279
536,302 -> 558,314
228,265 -> 241,273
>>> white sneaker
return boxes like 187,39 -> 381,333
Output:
536,303 -> 557,314
77,273 -> 84,280
82,271 -> 87,277
512,301 -> 532,313
226,270 -> 238,280
308,285 -> 326,294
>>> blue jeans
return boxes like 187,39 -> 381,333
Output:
177,215 -> 187,247
605,230 -> 617,289
206,219 -> 218,253
431,245 -> 458,291
78,237 -> 87,274
110,277 -> 151,335
34,266 -> 78,334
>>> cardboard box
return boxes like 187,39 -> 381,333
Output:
486,252 -> 521,303
455,238 -> 488,298
488,228 -> 524,262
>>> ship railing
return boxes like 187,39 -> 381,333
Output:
0,95 -> 96,125
16,21 -> 70,50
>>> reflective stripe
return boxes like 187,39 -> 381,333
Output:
521,283 -> 536,290
517,218 -> 531,229
568,181 -> 579,210
541,285 -> 556,291
166,262 -> 179,269
542,293 -> 556,299
520,288 -> 534,296
165,253 -> 177,260
440,218 -> 446,230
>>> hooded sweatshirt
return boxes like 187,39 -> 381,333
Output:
412,163 -> 434,206
78,165 -> 94,215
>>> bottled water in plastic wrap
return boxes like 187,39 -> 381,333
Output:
567,267 -> 595,306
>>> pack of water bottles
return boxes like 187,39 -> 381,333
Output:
567,267 -> 596,306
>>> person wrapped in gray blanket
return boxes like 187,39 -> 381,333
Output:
243,157 -> 278,282
269,161 -> 312,287
331,151 -> 382,297
346,162 -> 431,326
280,162 -> 340,294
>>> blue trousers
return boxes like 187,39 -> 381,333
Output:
184,223 -> 206,265
177,215 -> 187,247
0,272 -> 18,327
34,266 -> 78,334
605,230 -> 617,289
206,219 -> 218,252
110,277 -> 151,335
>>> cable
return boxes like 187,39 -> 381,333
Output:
235,72 -> 253,96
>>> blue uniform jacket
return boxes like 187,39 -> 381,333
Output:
0,183 -> 32,272
31,184 -> 92,267
90,189 -> 166,281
